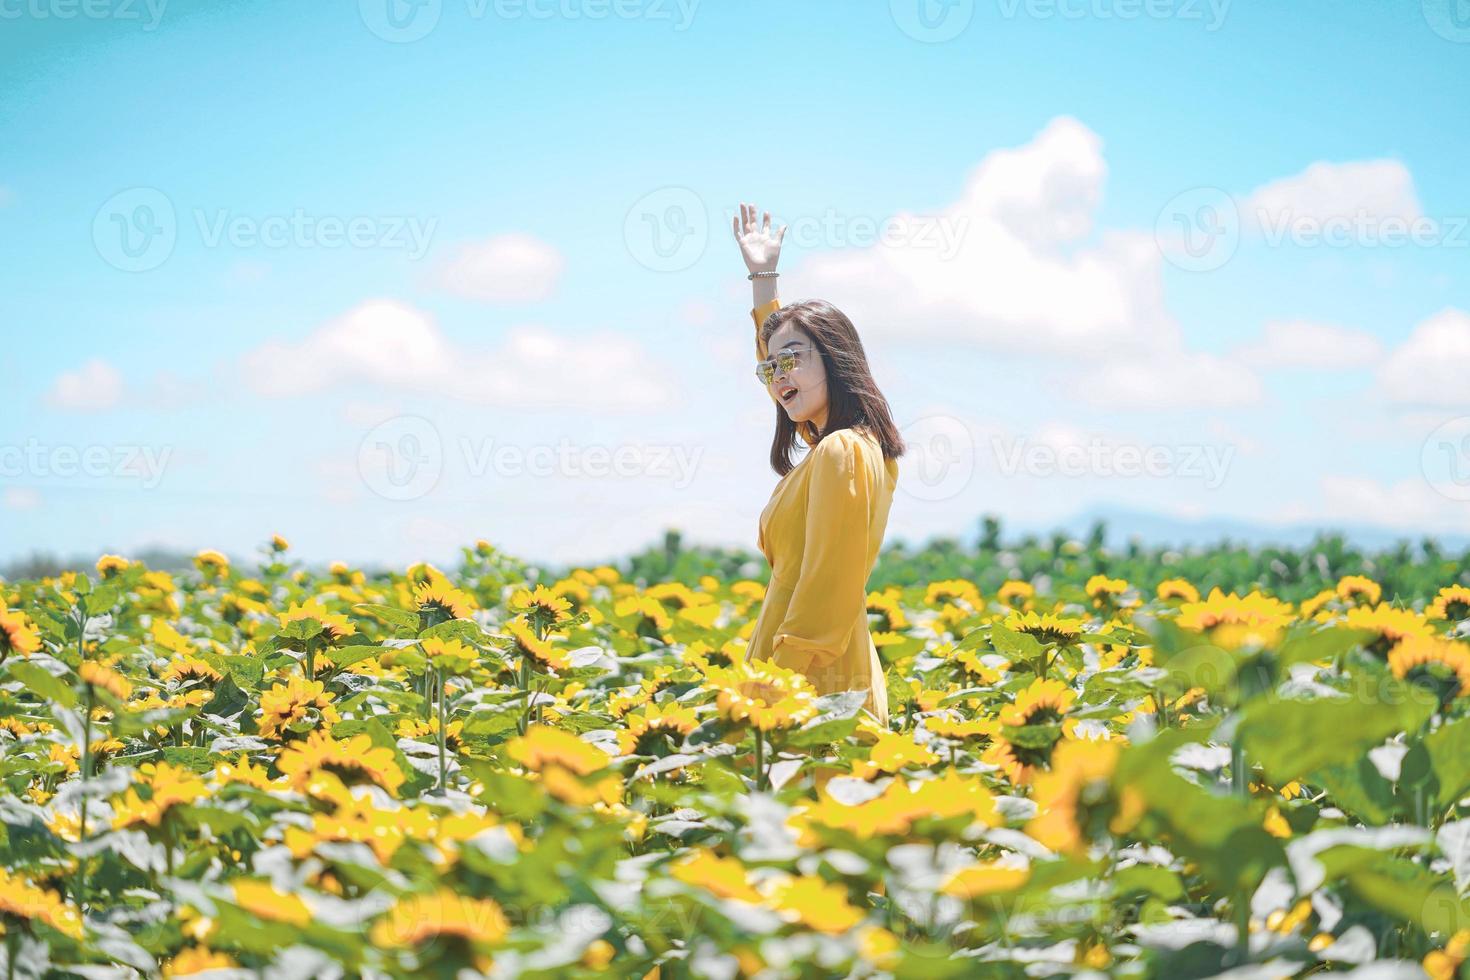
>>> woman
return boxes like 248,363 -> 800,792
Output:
731,202 -> 906,726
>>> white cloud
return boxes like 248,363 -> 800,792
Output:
240,299 -> 678,411
1243,159 -> 1420,234
1378,308 -> 1470,406
785,115 -> 1266,410
432,233 -> 564,303
46,359 -> 124,412
1078,351 -> 1264,410
1233,320 -> 1385,370
3,488 -> 39,511
1273,474 -> 1470,535
795,116 -> 1185,359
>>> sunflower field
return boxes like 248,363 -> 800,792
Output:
3,536 -> 1470,979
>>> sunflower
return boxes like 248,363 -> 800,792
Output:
1335,575 -> 1382,606
95,554 -> 130,577
941,860 -> 1030,899
1155,578 -> 1200,603
853,730 -> 939,778
1025,738 -> 1142,855
1085,574 -> 1130,609
1298,589 -> 1337,621
1176,588 -> 1295,649
1344,603 -> 1435,658
999,677 -> 1075,727
705,659 -> 818,732
0,866 -> 84,939
511,583 -> 573,631
1429,585 -> 1470,623
193,549 -> 230,577
1004,611 -> 1084,646
413,578 -> 476,622
925,579 -> 983,610
925,715 -> 1001,743
163,947 -> 238,977
506,618 -> 569,672
867,590 -> 909,630
762,875 -> 865,934
79,661 -> 133,700
232,879 -> 312,926
396,716 -> 464,751
670,850 -> 763,904
1389,634 -> 1470,699
112,762 -> 211,829
420,637 -> 478,674
257,675 -> 339,740
270,534 -> 290,552
617,701 -> 699,756
0,608 -> 41,658
997,580 -> 1035,609
371,888 -> 509,959
277,598 -> 357,644
277,730 -> 405,797
159,655 -> 224,686
614,594 -> 673,632
507,725 -> 610,776
793,769 -> 1000,842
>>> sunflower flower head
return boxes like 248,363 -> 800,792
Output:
1389,634 -> 1470,703
1004,611 -> 1084,647
705,659 -> 818,733
277,729 -> 406,798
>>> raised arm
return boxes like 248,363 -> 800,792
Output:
732,201 -> 787,358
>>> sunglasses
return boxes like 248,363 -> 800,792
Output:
755,344 -> 817,386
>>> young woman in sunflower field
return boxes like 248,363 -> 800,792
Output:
731,201 -> 906,726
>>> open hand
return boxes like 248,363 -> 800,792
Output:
732,201 -> 787,274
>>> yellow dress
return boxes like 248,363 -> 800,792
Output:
746,296 -> 896,726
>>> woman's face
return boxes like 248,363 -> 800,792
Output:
763,323 -> 829,429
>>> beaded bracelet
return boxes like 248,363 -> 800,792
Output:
747,271 -> 780,280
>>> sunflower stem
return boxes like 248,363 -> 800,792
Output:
436,664 -> 448,794
77,681 -> 94,910
753,728 -> 766,791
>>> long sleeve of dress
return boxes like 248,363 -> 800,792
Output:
771,430 -> 874,672
752,296 -> 782,359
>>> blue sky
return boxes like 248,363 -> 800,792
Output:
3,0 -> 1469,569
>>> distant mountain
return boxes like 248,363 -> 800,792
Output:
1031,504 -> 1470,552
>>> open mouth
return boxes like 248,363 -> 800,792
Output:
779,386 -> 798,404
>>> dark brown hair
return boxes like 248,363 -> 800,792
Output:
759,299 -> 906,476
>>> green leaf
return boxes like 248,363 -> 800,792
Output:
201,674 -> 248,719
1241,683 -> 1435,785
1426,716 -> 1470,808
988,623 -> 1043,661
7,661 -> 77,708
352,603 -> 420,633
